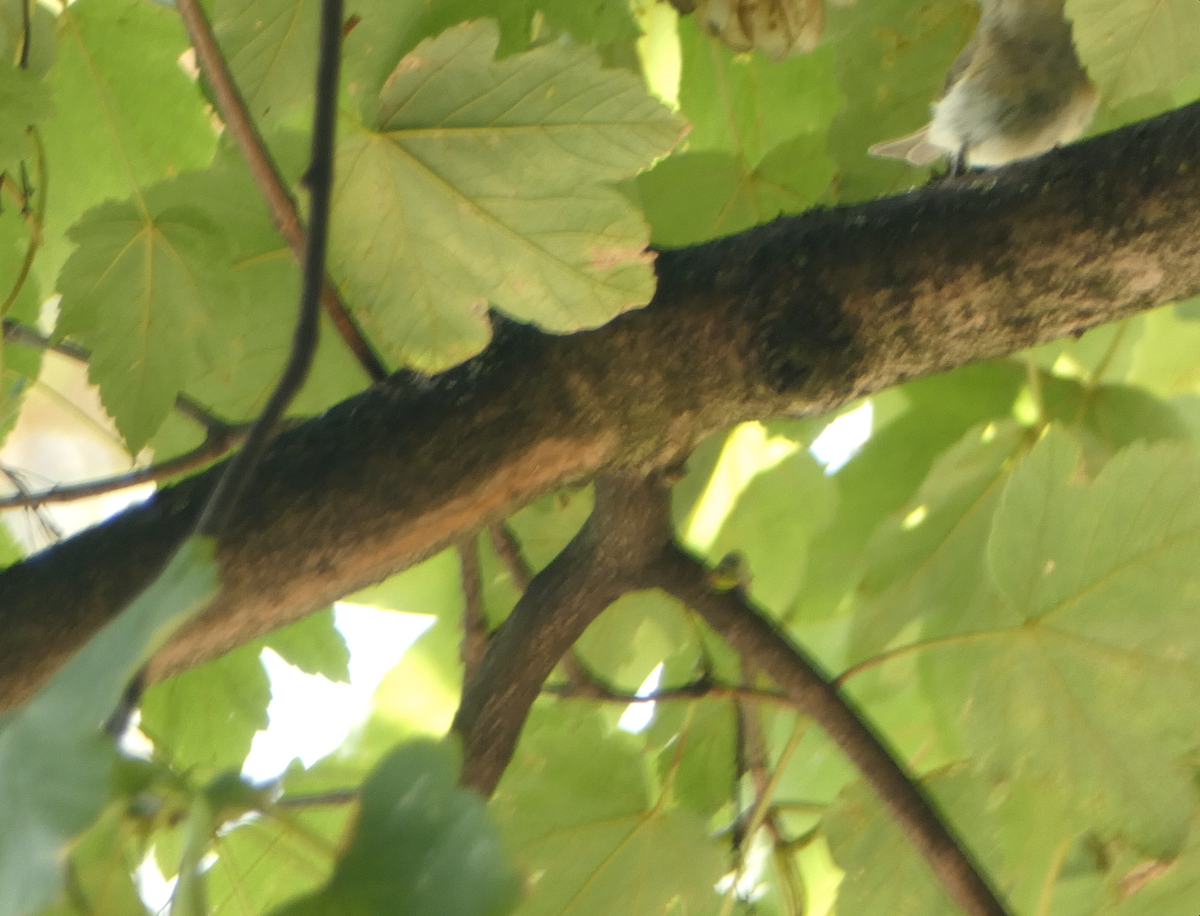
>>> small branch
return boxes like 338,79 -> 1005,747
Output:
488,521 -> 532,590
274,789 -> 358,809
542,664 -> 790,707
458,537 -> 487,682
0,425 -> 244,510
195,0 -> 343,537
647,545 -> 1013,916
454,474 -> 675,795
0,464 -> 62,540
174,0 -> 388,384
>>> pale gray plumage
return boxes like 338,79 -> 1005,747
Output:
869,0 -> 1099,170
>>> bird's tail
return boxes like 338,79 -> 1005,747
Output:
867,126 -> 945,166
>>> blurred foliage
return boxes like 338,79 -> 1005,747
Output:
0,0 -> 1198,914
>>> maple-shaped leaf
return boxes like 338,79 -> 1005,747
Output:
330,19 -> 685,370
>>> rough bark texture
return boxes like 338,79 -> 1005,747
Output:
2,100 -> 1199,711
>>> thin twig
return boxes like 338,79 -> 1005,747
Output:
3,318 -> 239,437
195,0 -> 344,537
488,521 -> 532,590
0,427 -> 244,510
648,543 -> 1013,916
173,0 -> 388,384
0,128 -> 44,318
458,537 -> 488,682
0,464 -> 61,539
542,666 -> 791,707
274,789 -> 358,809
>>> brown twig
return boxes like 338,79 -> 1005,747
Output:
458,537 -> 488,682
0,319 -> 251,509
488,521 -> 532,590
0,464 -> 62,540
173,0 -> 388,385
274,789 -> 358,808
648,544 -> 1013,916
542,664 -> 790,707
194,0 -> 342,535
0,427 -> 244,511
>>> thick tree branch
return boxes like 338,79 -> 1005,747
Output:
2,102 -> 1200,709
454,473 -> 671,794
648,544 -> 1011,916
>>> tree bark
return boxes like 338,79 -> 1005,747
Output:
2,99 -> 1199,711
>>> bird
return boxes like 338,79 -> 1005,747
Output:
868,0 -> 1099,173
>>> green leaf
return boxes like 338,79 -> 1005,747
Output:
265,609 -> 351,683
825,770 -> 1073,916
922,428 -> 1200,854
0,61 -> 52,174
635,136 -> 835,246
848,420 -> 1026,662
505,486 -> 593,573
139,641 -> 270,776
145,140 -> 370,463
207,774 -> 351,916
575,590 -> 694,691
40,0 -> 217,286
492,704 -> 725,916
1065,0 -> 1200,107
0,536 -> 218,916
1105,824 -> 1200,916
651,699 -> 737,819
825,0 -> 976,202
56,194 -> 242,452
330,19 -> 684,370
799,361 -> 1025,622
677,18 -> 843,168
346,549 -> 464,761
211,0 -> 320,124
274,740 -> 518,916
1127,303 -> 1200,398
0,0 -> 55,78
709,445 -> 836,618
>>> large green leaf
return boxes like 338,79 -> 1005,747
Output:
40,0 -> 216,285
0,537 -> 218,916
211,0 -> 321,124
273,740 -> 518,916
56,193 -> 242,452
921,428 -> 1200,854
146,141 -> 371,462
330,19 -> 684,370
1065,0 -> 1200,106
847,420 -> 1027,663
825,771 -> 1075,916
799,361 -> 1025,622
492,704 -> 725,916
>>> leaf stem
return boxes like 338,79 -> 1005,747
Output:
174,0 -> 387,383
194,0 -> 345,537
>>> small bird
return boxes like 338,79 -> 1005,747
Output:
868,0 -> 1099,173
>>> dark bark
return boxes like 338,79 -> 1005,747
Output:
2,100 -> 1199,710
